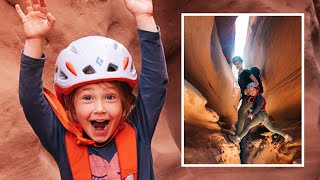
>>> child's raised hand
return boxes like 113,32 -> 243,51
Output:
124,0 -> 157,32
15,0 -> 55,40
124,0 -> 153,18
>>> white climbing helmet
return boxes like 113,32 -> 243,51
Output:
54,36 -> 137,103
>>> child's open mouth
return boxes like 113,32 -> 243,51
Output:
90,120 -> 110,130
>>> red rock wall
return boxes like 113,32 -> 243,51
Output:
241,18 -> 302,164
184,16 -> 240,126
215,16 -> 237,64
244,16 -> 301,130
184,79 -> 240,164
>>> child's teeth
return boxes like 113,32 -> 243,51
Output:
91,120 -> 109,130
96,120 -> 105,122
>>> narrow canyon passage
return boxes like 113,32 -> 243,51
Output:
184,16 -> 302,164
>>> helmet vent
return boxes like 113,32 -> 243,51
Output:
83,65 -> 96,74
113,42 -> 118,50
70,46 -> 78,54
130,62 -> 135,73
107,63 -> 118,72
59,71 -> 68,80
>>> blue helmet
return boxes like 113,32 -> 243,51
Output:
246,82 -> 259,89
232,56 -> 244,64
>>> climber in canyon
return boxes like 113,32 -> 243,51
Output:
232,56 -> 261,134
228,82 -> 293,145
16,0 -> 168,179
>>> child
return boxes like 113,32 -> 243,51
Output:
228,82 -> 292,145
232,56 -> 260,134
17,0 -> 168,179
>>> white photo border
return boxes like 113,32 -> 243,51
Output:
181,13 -> 305,168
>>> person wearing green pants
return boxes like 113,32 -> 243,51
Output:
229,82 -> 293,144
236,95 -> 253,134
232,56 -> 259,134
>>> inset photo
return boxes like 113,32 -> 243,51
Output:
182,13 -> 303,167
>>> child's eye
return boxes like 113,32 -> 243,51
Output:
106,94 -> 116,100
83,95 -> 93,101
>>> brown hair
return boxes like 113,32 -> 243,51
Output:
110,81 -> 136,117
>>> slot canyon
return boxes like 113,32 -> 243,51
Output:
184,16 -> 301,164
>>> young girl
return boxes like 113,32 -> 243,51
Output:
229,82 -> 293,144
17,0 -> 168,179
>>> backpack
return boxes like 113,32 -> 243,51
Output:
248,66 -> 264,93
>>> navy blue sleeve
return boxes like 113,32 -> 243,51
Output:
19,52 -> 66,159
130,27 -> 169,144
251,94 -> 263,116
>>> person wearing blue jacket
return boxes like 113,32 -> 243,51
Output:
17,0 -> 168,179
229,82 -> 293,145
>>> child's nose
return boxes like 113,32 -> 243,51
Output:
93,100 -> 107,114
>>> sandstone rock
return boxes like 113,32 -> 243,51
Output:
184,16 -> 240,126
184,80 -> 240,164
184,123 -> 240,164
215,16 -> 237,64
238,16 -> 302,164
244,16 -> 302,129
184,80 -> 220,129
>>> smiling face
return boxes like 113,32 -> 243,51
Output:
233,60 -> 243,70
72,82 -> 125,143
248,87 -> 259,97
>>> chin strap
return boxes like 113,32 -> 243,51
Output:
44,87 -> 95,146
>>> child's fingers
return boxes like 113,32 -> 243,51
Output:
39,6 -> 47,15
47,13 -> 56,28
15,4 -> 26,19
38,0 -> 47,14
24,0 -> 33,13
39,0 -> 47,7
32,0 -> 40,11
